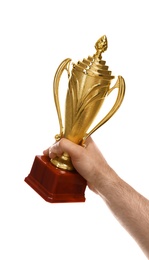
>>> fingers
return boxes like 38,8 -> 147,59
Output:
43,148 -> 49,156
52,138 -> 84,159
43,137 -> 91,159
50,140 -> 67,157
43,142 -> 64,158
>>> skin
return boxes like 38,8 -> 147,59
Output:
43,137 -> 149,258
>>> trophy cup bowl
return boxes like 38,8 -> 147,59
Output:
25,35 -> 125,203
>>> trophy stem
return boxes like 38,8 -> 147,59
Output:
51,152 -> 74,171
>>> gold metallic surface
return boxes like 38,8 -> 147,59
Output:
51,36 -> 125,170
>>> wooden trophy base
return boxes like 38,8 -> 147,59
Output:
24,155 -> 87,203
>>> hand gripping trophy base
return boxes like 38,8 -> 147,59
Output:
24,155 -> 87,203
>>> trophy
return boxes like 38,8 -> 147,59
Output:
25,35 -> 125,203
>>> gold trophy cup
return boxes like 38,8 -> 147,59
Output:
25,36 -> 125,203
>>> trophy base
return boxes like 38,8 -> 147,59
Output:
24,155 -> 87,203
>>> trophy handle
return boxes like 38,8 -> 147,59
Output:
82,76 -> 125,143
53,58 -> 71,140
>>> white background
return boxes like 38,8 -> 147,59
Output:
0,0 -> 149,259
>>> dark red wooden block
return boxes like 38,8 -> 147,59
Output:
24,155 -> 87,203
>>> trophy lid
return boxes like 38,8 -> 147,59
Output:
73,35 -> 115,81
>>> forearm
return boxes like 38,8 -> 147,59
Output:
44,137 -> 149,257
96,167 -> 149,258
